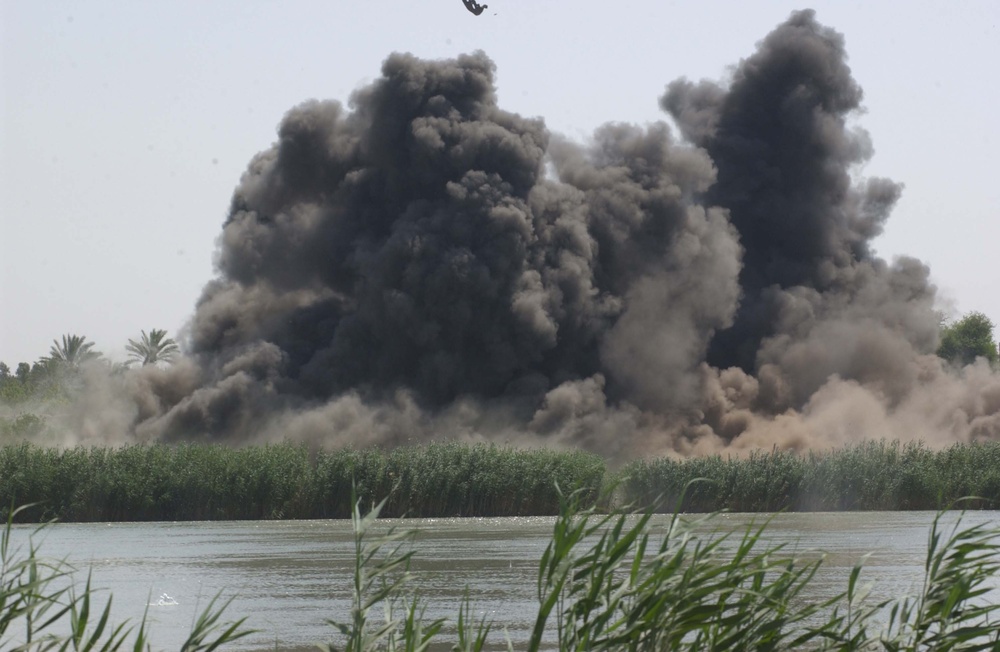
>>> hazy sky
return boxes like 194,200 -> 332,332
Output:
2,1 -> 997,365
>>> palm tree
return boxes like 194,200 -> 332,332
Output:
126,329 -> 180,367
42,334 -> 101,368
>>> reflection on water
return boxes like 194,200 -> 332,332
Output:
8,511 -> 999,651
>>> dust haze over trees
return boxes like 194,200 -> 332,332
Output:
41,335 -> 101,369
0,331 -> 179,443
938,312 -> 999,367
6,11 -> 1000,456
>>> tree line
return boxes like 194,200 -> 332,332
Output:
0,329 -> 178,396
0,330 -> 179,438
1,315 -> 997,440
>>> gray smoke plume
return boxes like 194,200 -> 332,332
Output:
662,11 -> 936,376
122,10 -> 999,457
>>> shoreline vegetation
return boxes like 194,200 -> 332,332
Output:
1,439 -> 998,524
3,492 -> 999,651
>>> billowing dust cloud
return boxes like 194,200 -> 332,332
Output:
118,10 -> 999,457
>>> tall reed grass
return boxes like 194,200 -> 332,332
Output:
0,442 -> 606,523
0,506 -> 253,651
619,440 -> 1000,512
3,439 -> 1000,523
315,489 -> 1000,651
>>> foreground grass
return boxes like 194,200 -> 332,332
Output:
4,492 -> 999,651
2,440 -> 1000,523
1,506 -> 254,651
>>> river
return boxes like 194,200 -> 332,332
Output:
6,511 -> 999,650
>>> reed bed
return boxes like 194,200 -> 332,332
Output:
3,439 -> 1000,523
619,440 -> 1000,512
0,441 -> 606,523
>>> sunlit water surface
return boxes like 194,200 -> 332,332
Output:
7,511 -> 999,651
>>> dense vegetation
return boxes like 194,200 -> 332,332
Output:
0,331 -> 178,440
938,311 -> 999,366
346,493 -> 1000,652
2,440 -> 1000,523
2,327 -> 999,524
0,442 -> 606,523
621,439 -> 1000,513
4,493 -> 999,651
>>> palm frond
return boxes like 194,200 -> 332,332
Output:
125,329 -> 180,366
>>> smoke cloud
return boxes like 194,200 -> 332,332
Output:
110,10 -> 998,458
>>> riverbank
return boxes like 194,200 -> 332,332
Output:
0,441 -> 606,522
1,439 -> 998,522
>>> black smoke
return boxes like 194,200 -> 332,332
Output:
127,10 -> 999,456
664,12 -> 928,375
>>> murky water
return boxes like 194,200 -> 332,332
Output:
6,511 -> 999,650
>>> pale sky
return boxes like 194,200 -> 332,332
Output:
2,1 -> 998,365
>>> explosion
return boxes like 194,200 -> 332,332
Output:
119,11 -> 999,458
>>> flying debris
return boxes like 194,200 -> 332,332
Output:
462,0 -> 488,16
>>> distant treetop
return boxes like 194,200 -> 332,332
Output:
937,311 -> 998,366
